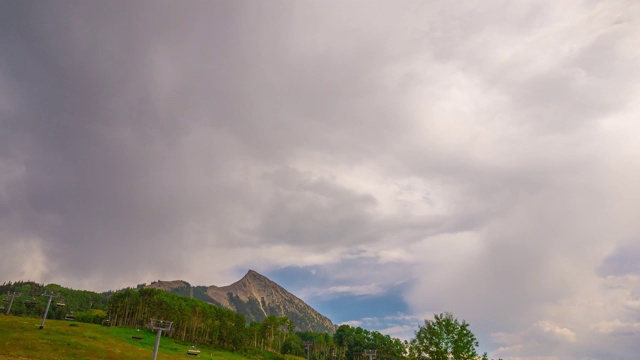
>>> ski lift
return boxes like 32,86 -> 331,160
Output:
56,302 -> 65,307
187,346 -> 201,357
1,298 -> 8,303
64,311 -> 75,321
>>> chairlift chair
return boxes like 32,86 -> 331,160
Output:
187,345 -> 201,357
65,311 -> 75,321
56,302 -> 65,307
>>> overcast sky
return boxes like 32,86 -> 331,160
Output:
2,1 -> 640,358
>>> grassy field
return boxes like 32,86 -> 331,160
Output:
0,315 -> 262,360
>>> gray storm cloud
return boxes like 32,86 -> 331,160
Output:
2,1 -> 640,359
0,0 -> 412,285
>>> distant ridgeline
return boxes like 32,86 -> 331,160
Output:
137,280 -> 221,305
142,270 -> 336,333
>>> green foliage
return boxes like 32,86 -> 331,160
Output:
281,333 -> 305,356
107,287 -> 250,351
0,281 -> 107,321
245,315 -> 296,354
409,312 -> 486,360
333,324 -> 407,360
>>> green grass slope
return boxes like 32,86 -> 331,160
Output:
0,315 -> 277,360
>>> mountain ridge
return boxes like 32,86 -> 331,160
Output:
145,270 -> 335,333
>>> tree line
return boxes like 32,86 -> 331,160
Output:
0,281 -> 108,324
108,288 -> 247,350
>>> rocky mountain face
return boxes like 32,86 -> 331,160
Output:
145,270 -> 335,333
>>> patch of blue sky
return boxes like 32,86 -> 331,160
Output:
266,265 -> 411,326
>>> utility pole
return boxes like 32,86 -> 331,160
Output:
39,291 -> 60,329
4,292 -> 20,315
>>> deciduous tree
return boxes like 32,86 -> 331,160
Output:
409,312 -> 487,360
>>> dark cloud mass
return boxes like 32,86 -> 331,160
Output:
2,1 -> 640,359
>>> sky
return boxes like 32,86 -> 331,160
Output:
1,0 -> 639,358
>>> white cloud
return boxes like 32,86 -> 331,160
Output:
323,284 -> 385,297
533,321 -> 577,343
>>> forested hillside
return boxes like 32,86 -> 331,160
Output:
0,281 -> 108,324
109,288 -> 247,350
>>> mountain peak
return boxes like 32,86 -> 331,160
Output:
145,271 -> 335,333
244,269 -> 260,278
241,269 -> 271,283
207,270 -> 334,332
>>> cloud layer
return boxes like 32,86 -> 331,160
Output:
2,1 -> 640,358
